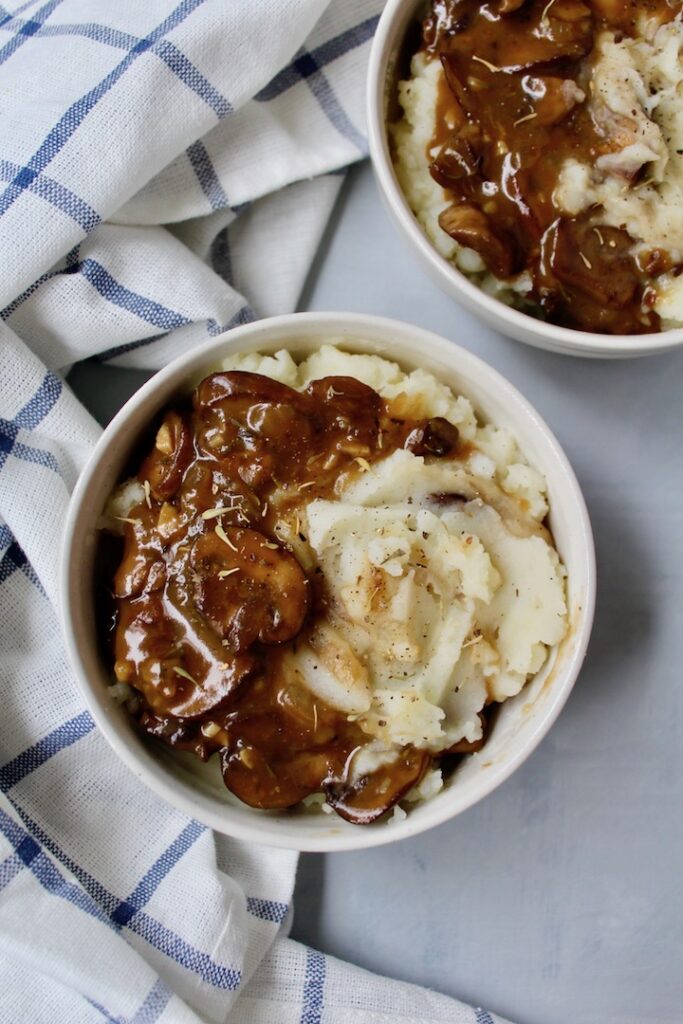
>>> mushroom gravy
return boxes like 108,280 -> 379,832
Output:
400,0 -> 683,333
106,368 -> 474,824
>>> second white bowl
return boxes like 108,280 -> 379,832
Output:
366,0 -> 683,359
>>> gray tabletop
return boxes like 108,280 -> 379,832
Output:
70,162 -> 683,1024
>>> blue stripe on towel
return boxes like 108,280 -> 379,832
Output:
475,1009 -> 496,1024
0,0 -> 209,222
0,536 -> 44,592
0,711 -> 95,792
15,370 -> 62,428
0,0 -> 63,66
187,139 -> 229,210
256,16 -> 379,100
111,820 -> 206,926
246,897 -> 290,924
79,259 -> 192,331
301,948 -> 326,1024
0,804 -> 242,990
130,978 -> 173,1024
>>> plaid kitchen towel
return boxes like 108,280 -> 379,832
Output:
0,2 -> 514,1022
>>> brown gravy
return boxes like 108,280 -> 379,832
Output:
419,0 -> 683,332
107,369 -> 484,824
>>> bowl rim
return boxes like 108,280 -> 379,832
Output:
366,0 -> 683,358
60,311 -> 596,851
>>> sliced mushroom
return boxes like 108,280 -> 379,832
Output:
500,2 -> 593,67
541,218 -> 657,332
441,55 -> 471,117
244,401 -> 314,451
439,203 -> 519,278
160,655 -> 255,720
305,376 -> 381,447
190,527 -> 310,651
179,459 -> 261,523
194,370 -> 306,411
325,746 -> 429,825
405,417 -> 459,457
140,411 -> 193,501
113,518 -> 165,599
219,713 -> 331,809
117,588 -> 257,720
193,371 -> 313,457
544,218 -> 639,308
521,76 -> 585,127
444,0 -> 592,72
114,593 -> 173,692
221,745 -> 320,809
138,710 -> 211,760
430,127 -> 482,188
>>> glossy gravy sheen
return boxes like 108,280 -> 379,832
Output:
422,0 -> 683,332
109,370 -> 481,824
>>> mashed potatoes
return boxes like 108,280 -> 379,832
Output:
220,346 -> 568,779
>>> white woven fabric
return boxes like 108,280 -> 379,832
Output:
0,2 -> 514,1021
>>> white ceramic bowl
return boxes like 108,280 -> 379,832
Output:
367,0 -> 683,360
61,312 -> 595,851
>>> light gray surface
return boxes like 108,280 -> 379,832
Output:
70,162 -> 683,1024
